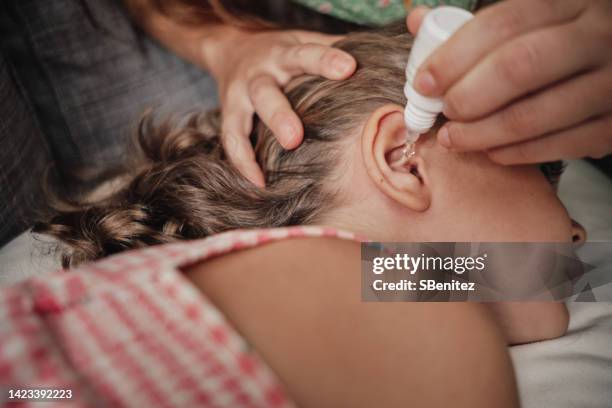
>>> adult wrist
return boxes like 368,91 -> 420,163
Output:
200,24 -> 247,79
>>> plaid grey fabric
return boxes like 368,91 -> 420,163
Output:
0,0 -> 218,245
0,55 -> 52,246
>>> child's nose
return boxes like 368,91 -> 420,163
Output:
571,219 -> 587,247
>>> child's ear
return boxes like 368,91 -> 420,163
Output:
361,104 -> 431,211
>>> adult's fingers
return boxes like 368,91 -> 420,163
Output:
221,92 -> 265,187
413,0 -> 587,97
487,114 -> 612,164
406,6 -> 430,35
443,21 -> 592,120
225,133 -> 266,187
248,75 -> 304,149
437,67 -> 612,151
282,42 -> 356,80
292,31 -> 345,47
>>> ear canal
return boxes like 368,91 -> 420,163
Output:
388,142 -> 419,173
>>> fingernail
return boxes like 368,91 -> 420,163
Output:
280,123 -> 297,148
244,166 -> 266,188
438,126 -> 451,148
252,175 -> 266,188
332,55 -> 354,76
415,70 -> 436,94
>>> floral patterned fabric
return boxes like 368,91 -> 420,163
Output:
291,0 -> 408,26
290,0 -> 483,26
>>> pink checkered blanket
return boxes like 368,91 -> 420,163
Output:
0,226 -> 359,407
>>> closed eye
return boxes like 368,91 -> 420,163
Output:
539,161 -> 567,189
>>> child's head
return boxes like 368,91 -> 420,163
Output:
36,24 -> 585,267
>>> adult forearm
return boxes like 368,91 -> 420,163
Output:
122,0 -> 238,73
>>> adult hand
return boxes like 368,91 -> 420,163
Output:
407,0 -> 612,164
206,28 -> 356,186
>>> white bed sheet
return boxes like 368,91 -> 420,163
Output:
1,159 -> 611,407
512,160 -> 612,408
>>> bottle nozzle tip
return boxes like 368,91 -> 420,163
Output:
405,129 -> 421,145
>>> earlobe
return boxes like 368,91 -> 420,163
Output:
362,104 -> 431,211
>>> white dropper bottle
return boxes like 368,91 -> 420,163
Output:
404,6 -> 474,144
